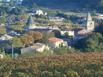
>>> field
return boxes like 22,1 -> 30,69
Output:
0,52 -> 103,77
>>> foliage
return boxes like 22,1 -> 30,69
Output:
0,52 -> 103,76
95,23 -> 103,35
22,0 -> 103,12
0,27 -> 6,35
20,31 -> 43,47
12,37 -> 23,48
26,31 -> 43,42
0,16 -> 6,24
75,33 -> 103,52
9,6 -> 25,15
54,47 -> 71,55
66,71 -> 80,77
42,32 -> 55,44
9,25 -> 23,33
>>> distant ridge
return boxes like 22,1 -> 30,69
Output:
22,0 -> 103,12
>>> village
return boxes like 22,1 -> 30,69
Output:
1,0 -> 103,77
0,0 -> 103,58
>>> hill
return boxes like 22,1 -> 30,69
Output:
22,0 -> 103,12
1,52 -> 103,76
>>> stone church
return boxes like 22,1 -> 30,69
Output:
78,13 -> 95,35
86,13 -> 95,31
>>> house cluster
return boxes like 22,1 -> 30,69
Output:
19,12 -> 95,55
25,11 -> 65,30
0,11 -> 97,58
19,37 -> 68,55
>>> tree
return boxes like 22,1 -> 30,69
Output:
9,6 -> 24,15
20,31 -> 43,47
0,27 -> 6,35
75,33 -> 103,52
42,32 -> 55,44
100,0 -> 103,7
95,23 -> 103,35
27,31 -> 43,42
0,16 -> 6,24
20,35 -> 34,47
12,37 -> 23,48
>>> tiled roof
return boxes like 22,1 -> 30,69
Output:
48,37 -> 63,43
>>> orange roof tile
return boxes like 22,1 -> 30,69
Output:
48,37 -> 63,43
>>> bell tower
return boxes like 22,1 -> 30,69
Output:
86,13 -> 95,31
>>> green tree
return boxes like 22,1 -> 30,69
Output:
12,37 -> 23,48
0,27 -> 6,35
27,31 -> 43,42
0,16 -> 6,24
85,33 -> 103,52
75,33 -> 103,52
95,23 -> 103,35
20,35 -> 33,47
100,0 -> 103,7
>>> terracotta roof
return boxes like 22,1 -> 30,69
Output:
48,37 -> 63,43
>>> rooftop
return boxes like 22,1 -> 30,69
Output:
31,43 -> 45,49
48,37 -> 63,43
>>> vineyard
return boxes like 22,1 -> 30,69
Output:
0,52 -> 103,77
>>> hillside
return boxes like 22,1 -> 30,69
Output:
1,52 -> 103,76
22,0 -> 103,11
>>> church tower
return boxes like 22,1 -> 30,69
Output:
86,13 -> 95,31
25,15 -> 36,29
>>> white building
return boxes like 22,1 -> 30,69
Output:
35,9 -> 44,16
61,30 -> 75,37
21,43 -> 49,54
0,34 -> 13,41
48,37 -> 67,49
78,13 -> 95,35
96,14 -> 103,19
86,13 -> 95,31
31,43 -> 49,52
49,17 -> 64,22
0,54 -> 3,59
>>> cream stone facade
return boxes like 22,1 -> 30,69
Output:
48,37 -> 67,48
86,13 -> 95,31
